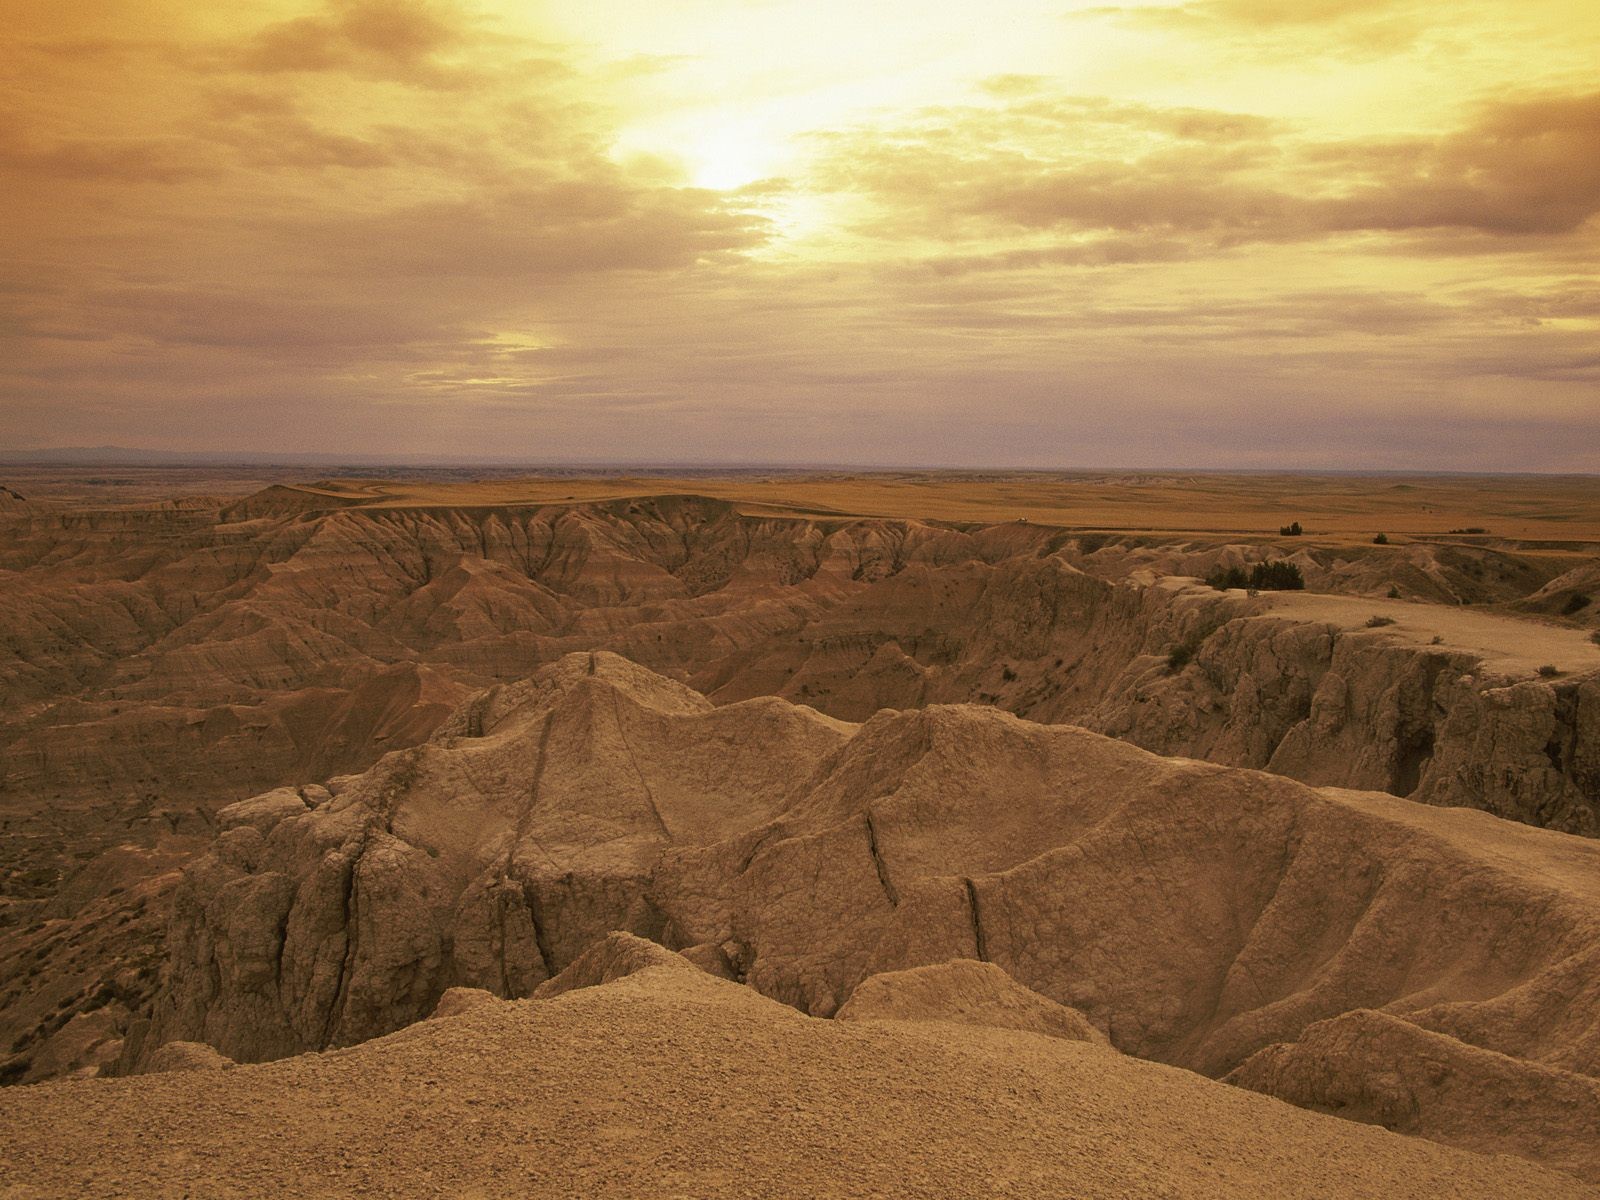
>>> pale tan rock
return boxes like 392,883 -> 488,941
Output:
129,654 -> 1600,1186
532,932 -> 695,1000
143,1041 -> 234,1074
139,653 -> 848,1065
837,960 -> 1107,1044
216,788 -> 308,836
1228,1009 -> 1600,1184
428,987 -> 501,1020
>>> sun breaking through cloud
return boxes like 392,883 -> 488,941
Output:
1,0 -> 1596,468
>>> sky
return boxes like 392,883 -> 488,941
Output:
1,0 -> 1597,469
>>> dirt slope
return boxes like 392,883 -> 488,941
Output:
0,963 -> 1586,1200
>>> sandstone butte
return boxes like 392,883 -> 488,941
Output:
2,479 -> 1599,1196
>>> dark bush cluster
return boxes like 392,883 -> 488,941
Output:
1279,521 -> 1303,537
1166,615 -> 1228,672
1373,533 -> 1389,544
1206,560 -> 1305,592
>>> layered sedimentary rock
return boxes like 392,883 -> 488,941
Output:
130,653 -> 849,1064
4,487 -> 1598,1088
6,489 -> 1593,839
132,653 -> 1600,1180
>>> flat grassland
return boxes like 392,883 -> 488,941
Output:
6,465 -> 1598,545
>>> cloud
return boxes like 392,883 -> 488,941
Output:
1,1 -> 1596,471
0,116 -> 216,184
235,0 -> 473,86
1077,0 -> 1439,58
1321,91 -> 1600,237
810,88 -> 1600,248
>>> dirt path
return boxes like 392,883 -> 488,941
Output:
1263,590 -> 1600,676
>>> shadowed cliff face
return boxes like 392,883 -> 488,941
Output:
1,487 -> 1597,1088
121,654 -> 1600,1182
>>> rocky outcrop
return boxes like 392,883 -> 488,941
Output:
1228,1009 -> 1600,1184
5,488 -> 1598,1087
139,653 -> 848,1063
135,654 -> 1600,1180
142,1041 -> 234,1074
836,960 -> 1107,1044
428,986 -> 502,1020
532,930 -> 702,1000
711,567 -> 1600,834
1075,536 -> 1575,608
1516,560 -> 1600,624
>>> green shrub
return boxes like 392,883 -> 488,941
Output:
1249,560 -> 1305,591
1205,565 -> 1250,591
1206,560 -> 1304,592
1373,533 -> 1389,545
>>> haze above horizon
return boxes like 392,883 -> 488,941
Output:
3,0 -> 1597,471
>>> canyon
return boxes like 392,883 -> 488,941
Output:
2,469 -> 1598,1193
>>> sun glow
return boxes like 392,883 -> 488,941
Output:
684,126 -> 779,192
4,0 -> 1599,467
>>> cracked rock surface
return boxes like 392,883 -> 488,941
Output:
123,651 -> 1600,1182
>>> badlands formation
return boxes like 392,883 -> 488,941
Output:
3,469 -> 1600,1195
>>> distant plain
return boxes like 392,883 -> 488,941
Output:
7,464 -> 1599,544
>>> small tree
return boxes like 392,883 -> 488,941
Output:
1373,533 -> 1389,545
1205,565 -> 1251,591
1279,521 -> 1303,537
1248,560 -> 1305,591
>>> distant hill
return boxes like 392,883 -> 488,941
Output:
0,446 -> 479,467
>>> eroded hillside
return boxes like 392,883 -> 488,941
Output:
2,482 -> 1597,1090
105,653 -> 1600,1182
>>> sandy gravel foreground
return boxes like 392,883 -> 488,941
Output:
0,968 -> 1590,1200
